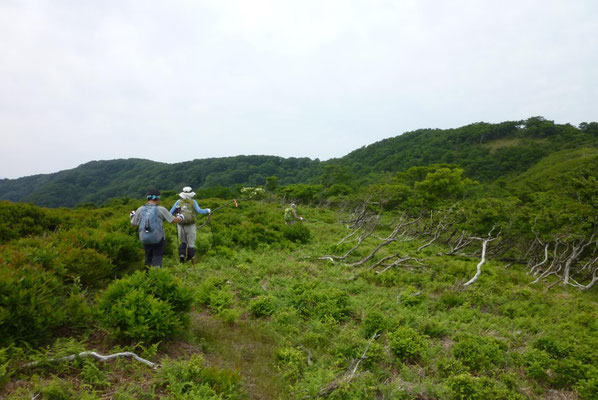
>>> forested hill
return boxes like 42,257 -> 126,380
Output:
1,117 -> 597,207
335,117 -> 598,183
0,156 -> 319,207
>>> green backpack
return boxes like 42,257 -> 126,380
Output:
284,208 -> 293,222
179,199 -> 196,225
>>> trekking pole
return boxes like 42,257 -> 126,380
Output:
208,214 -> 216,247
211,198 -> 239,214
197,199 -> 239,229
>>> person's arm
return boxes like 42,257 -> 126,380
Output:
169,200 -> 180,214
193,200 -> 210,214
159,206 -> 183,224
130,207 -> 142,227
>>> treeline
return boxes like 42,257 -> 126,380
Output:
0,117 -> 596,207
0,156 -> 318,207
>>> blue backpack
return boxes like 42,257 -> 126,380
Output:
138,204 -> 164,245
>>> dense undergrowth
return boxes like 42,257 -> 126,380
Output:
1,195 -> 597,399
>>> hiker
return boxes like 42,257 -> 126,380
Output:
130,189 -> 184,268
284,203 -> 303,225
169,186 -> 211,263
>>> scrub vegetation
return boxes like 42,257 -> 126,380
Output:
1,116 -> 597,399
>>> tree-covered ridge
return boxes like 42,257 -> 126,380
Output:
0,117 -> 596,207
337,117 -> 598,184
0,155 -> 318,207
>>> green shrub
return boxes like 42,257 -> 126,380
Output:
0,347 -> 10,390
577,373 -> 598,400
437,357 -> 468,378
80,360 -> 110,389
60,248 -> 114,287
249,295 -> 276,317
532,336 -> 571,359
282,223 -> 312,243
0,201 -> 60,244
362,310 -> 387,338
418,318 -> 449,338
57,229 -> 141,272
388,326 -> 427,363
34,376 -> 74,400
156,354 -> 244,399
97,270 -> 192,343
290,284 -> 351,322
553,358 -> 590,389
0,264 -> 77,346
438,292 -> 465,310
275,347 -> 306,382
447,373 -> 524,400
196,277 -> 235,314
231,223 -> 283,249
452,334 -> 507,372
522,348 -> 553,384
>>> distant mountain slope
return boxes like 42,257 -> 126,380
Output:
0,156 -> 318,207
1,117 -> 596,207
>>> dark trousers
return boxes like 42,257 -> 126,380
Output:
144,238 -> 165,267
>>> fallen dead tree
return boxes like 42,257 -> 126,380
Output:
322,202 -> 597,291
319,211 -> 423,269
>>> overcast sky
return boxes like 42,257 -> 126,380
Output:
1,0 -> 597,179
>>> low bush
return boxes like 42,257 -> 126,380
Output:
577,373 -> 598,400
275,347 -> 306,382
60,248 -> 114,288
362,310 -> 387,338
522,348 -> 553,384
447,373 -> 525,400
282,223 -> 312,243
290,283 -> 351,322
196,277 -> 235,314
249,295 -> 277,317
0,264 -> 88,346
388,326 -> 427,363
155,354 -> 245,399
97,269 -> 192,343
452,333 -> 507,372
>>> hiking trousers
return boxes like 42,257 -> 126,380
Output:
177,224 -> 196,248
144,238 -> 165,267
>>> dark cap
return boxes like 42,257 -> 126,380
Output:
146,189 -> 161,200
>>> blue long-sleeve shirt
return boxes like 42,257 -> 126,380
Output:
170,199 -> 210,214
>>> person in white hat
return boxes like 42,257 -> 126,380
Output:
169,187 -> 211,263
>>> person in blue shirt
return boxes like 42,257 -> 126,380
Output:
170,187 -> 210,263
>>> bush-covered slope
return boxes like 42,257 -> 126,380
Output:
1,199 -> 597,399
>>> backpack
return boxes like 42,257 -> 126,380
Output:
138,204 -> 164,245
284,208 -> 293,222
179,199 -> 196,225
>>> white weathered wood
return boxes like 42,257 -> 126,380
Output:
24,351 -> 157,369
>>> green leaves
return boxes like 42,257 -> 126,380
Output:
97,269 -> 192,343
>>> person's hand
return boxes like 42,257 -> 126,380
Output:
176,213 -> 185,223
206,208 -> 211,214
129,210 -> 135,218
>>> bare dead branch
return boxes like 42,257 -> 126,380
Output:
317,333 -> 379,397
23,351 -> 157,369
